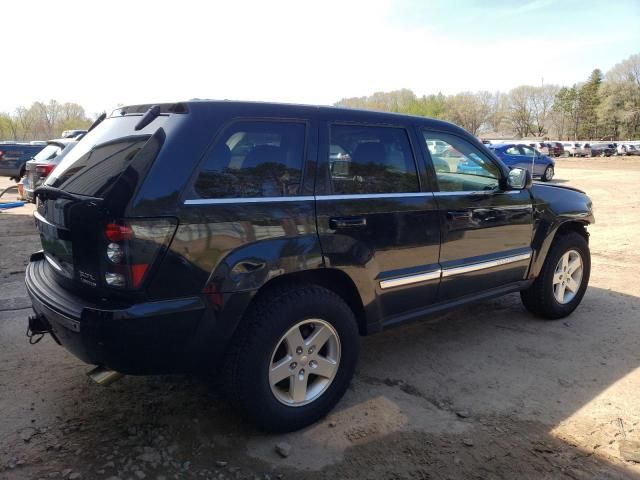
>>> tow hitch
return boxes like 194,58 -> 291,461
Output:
26,312 -> 59,345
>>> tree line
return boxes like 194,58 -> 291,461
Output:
0,100 -> 93,141
336,52 -> 640,140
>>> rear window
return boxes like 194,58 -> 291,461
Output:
33,144 -> 63,162
47,115 -> 168,196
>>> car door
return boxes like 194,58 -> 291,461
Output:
420,130 -> 534,301
315,121 -> 441,326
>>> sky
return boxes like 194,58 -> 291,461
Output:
2,0 -> 639,117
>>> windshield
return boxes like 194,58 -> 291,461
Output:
33,144 -> 62,162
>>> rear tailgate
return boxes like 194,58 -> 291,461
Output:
34,105 -> 183,298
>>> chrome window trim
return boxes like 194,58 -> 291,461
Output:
316,192 -> 432,201
379,269 -> 442,290
183,190 -> 526,204
433,190 -> 521,196
184,196 -> 315,205
441,252 -> 532,278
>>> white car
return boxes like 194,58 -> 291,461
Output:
562,142 -> 583,157
617,143 -> 636,155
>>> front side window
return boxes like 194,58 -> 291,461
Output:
422,131 -> 500,192
194,121 -> 305,198
328,125 -> 418,195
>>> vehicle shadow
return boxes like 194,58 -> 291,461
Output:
2,284 -> 638,479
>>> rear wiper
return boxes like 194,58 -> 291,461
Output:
33,185 -> 103,204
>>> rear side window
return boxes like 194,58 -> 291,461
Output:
194,121 -> 305,198
328,125 -> 418,195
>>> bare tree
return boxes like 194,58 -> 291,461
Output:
529,85 -> 559,137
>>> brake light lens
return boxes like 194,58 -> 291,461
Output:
35,164 -> 56,177
102,218 -> 177,290
105,223 -> 134,242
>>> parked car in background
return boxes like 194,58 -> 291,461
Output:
22,138 -> 79,203
487,143 -> 555,181
589,143 -> 614,157
548,142 -> 564,157
580,143 -> 592,157
618,143 -> 638,155
25,101 -> 593,432
562,142 -> 583,157
524,142 -> 550,156
61,129 -> 87,139
0,142 -> 47,180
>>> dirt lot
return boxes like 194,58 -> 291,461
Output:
1,157 -> 640,480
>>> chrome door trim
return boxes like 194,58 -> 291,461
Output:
378,251 -> 532,289
379,269 -> 442,290
441,252 -> 532,278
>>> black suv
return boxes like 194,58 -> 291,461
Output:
26,101 -> 594,432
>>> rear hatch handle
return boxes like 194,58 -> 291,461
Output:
33,185 -> 103,205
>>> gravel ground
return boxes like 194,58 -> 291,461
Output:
1,157 -> 640,479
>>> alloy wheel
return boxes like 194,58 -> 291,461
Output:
269,319 -> 341,407
553,249 -> 583,304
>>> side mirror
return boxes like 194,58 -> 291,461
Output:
507,168 -> 532,190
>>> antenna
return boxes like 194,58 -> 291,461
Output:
531,144 -> 536,178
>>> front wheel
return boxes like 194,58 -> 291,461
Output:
542,165 -> 554,182
223,285 -> 359,432
521,232 -> 590,319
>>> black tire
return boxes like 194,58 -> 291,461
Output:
521,231 -> 590,319
542,165 -> 554,182
223,284 -> 359,432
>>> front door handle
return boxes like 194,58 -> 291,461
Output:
447,211 -> 473,221
329,216 -> 367,229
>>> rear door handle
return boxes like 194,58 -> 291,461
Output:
329,216 -> 367,229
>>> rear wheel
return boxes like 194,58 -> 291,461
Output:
542,165 -> 554,182
521,232 -> 590,319
223,285 -> 359,432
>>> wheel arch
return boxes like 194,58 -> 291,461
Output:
530,219 -> 590,278
245,268 -> 368,336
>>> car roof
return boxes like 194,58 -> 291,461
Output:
113,100 -> 466,133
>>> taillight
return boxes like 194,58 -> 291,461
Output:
35,163 -> 56,177
102,218 -> 177,289
0,150 -> 4,158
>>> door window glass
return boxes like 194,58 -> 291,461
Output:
422,131 -> 500,192
505,146 -> 520,155
519,145 -> 535,156
194,121 -> 305,198
328,125 -> 418,194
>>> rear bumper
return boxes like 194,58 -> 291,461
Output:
25,254 -> 209,374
